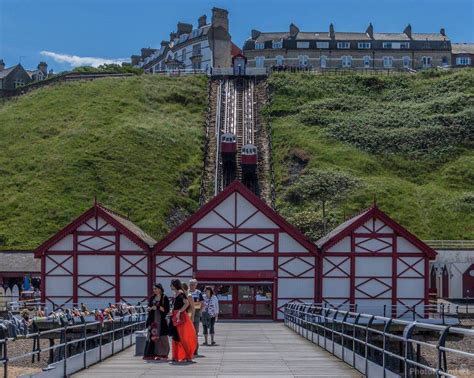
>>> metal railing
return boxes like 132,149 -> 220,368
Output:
1,306 -> 146,378
424,240 -> 474,250
285,303 -> 474,378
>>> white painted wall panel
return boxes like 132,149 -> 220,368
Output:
46,255 -> 73,275
236,233 -> 274,253
323,277 -> 350,297
355,237 -> 392,253
279,257 -> 315,277
236,257 -> 273,270
119,235 -> 143,251
355,299 -> 392,316
397,257 -> 424,277
323,257 -> 350,276
197,256 -> 234,270
49,235 -> 74,251
78,235 -> 115,251
120,277 -> 147,297
278,278 -> 314,298
355,257 -> 392,276
326,237 -> 351,253
214,193 -> 236,226
279,233 -> 308,253
78,277 -> 115,297
355,277 -> 392,298
163,232 -> 193,252
397,278 -> 424,298
397,237 -> 421,253
78,256 -> 115,275
46,277 -> 73,296
240,211 -> 278,229
155,256 -> 192,276
197,233 -> 235,252
120,255 -> 147,275
193,211 -> 233,229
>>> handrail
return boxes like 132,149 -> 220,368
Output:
284,303 -> 473,377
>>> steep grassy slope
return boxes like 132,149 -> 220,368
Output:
0,75 -> 207,249
267,69 -> 474,240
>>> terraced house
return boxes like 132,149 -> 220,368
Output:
132,7 -> 238,73
243,23 -> 451,70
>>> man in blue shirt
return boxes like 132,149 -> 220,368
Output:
189,279 -> 204,356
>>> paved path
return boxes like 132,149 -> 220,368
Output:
73,322 -> 361,377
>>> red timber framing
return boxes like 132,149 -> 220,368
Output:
34,203 -> 155,309
317,205 -> 436,319
153,181 -> 318,320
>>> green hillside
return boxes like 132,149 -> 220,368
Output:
267,69 -> 474,241
0,75 -> 207,249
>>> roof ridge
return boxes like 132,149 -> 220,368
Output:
96,203 -> 130,220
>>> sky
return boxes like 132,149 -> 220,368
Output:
1,0 -> 473,72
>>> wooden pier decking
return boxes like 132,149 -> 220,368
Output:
73,322 -> 361,377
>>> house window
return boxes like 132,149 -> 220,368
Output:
173,52 -> 178,60
456,56 -> 471,65
13,79 -> 25,88
181,49 -> 186,62
255,42 -> 265,50
192,43 -> 201,56
337,42 -> 350,49
358,42 -> 371,49
422,56 -> 432,67
400,42 -> 410,49
341,56 -> 352,67
403,56 -> 411,68
276,55 -> 284,66
298,55 -> 309,67
423,42 -> 431,49
363,56 -> 371,68
272,40 -> 283,49
382,42 -> 392,49
160,61 -> 166,70
193,60 -> 202,70
317,42 -> 329,49
297,41 -> 310,48
383,56 -> 393,68
255,56 -> 265,68
441,56 -> 449,66
320,55 -> 327,68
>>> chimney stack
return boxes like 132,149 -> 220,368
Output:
0,59 -> 5,71
251,29 -> 261,40
211,7 -> 229,31
366,23 -> 374,38
403,24 -> 412,38
329,23 -> 335,38
160,40 -> 169,48
38,61 -> 48,75
440,27 -> 446,36
177,22 -> 192,36
198,15 -> 207,28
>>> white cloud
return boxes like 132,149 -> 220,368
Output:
40,51 -> 129,68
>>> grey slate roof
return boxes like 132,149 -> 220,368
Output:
316,207 -> 372,249
0,65 -> 18,79
452,43 -> 474,54
99,205 -> 157,247
0,251 -> 40,273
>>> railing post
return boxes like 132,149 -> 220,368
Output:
3,338 -> 8,378
352,314 -> 360,368
364,316 -> 375,375
382,319 -> 392,378
111,318 -> 115,355
83,322 -> 87,369
437,326 -> 451,376
331,310 -> 339,355
402,322 -> 417,378
98,322 -> 103,362
63,325 -> 68,378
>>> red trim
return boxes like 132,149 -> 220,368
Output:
195,270 -> 275,280
73,231 -> 78,305
115,230 -> 120,303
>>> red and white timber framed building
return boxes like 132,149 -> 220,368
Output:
34,203 -> 156,310
153,181 -> 318,320
35,181 -> 436,320
317,205 -> 437,318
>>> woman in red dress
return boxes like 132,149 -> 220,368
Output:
168,279 -> 197,363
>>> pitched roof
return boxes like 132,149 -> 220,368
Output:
0,65 -> 18,79
34,203 -> 156,257
316,205 -> 437,259
154,181 -> 316,254
452,43 -> 474,54
0,251 -> 40,273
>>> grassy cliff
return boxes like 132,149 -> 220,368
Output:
0,75 -> 207,249
267,69 -> 474,241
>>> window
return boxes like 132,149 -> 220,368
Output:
276,55 -> 284,66
400,42 -> 410,49
423,42 -> 431,49
337,42 -> 350,49
341,56 -> 352,67
383,56 -> 393,68
320,55 -> 327,68
422,56 -> 432,67
456,56 -> 471,65
363,56 -> 371,68
403,56 -> 411,68
173,52 -> 178,60
191,29 -> 199,38
442,56 -> 449,66
272,40 -> 283,49
181,49 -> 186,62
13,79 -> 25,88
255,56 -> 265,68
358,42 -> 371,49
255,42 -> 265,50
297,41 -> 310,48
192,43 -> 201,56
193,61 -> 202,70
383,42 -> 392,49
317,42 -> 329,49
298,55 -> 309,67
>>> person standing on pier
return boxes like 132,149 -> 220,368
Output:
143,283 -> 170,360
189,279 -> 204,356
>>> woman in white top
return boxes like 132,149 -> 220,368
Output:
201,286 -> 219,345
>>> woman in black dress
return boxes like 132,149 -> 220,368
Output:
143,283 -> 170,360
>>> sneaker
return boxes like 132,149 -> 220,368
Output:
211,341 -> 216,345
202,342 -> 209,346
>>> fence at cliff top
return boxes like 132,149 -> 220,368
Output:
285,303 -> 474,378
0,305 -> 147,378
424,240 -> 474,250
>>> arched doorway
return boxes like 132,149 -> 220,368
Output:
442,266 -> 449,298
462,264 -> 474,299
